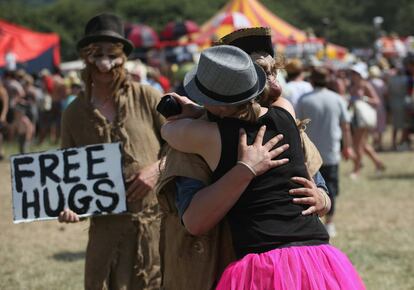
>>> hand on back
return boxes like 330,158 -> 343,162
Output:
237,125 -> 289,176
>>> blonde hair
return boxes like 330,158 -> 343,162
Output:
250,51 -> 285,107
79,42 -> 128,99
230,100 -> 262,123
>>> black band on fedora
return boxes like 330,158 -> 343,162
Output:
195,76 -> 259,103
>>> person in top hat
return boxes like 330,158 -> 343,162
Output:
161,45 -> 365,289
57,13 -> 164,290
156,27 -> 331,290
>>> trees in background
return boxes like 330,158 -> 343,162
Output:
0,0 -> 413,61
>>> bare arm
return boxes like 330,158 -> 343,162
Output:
183,162 -> 253,235
182,126 -> 289,235
271,96 -> 296,118
161,118 -> 222,169
58,113 -> 80,223
364,81 -> 380,107
161,118 -> 214,154
341,122 -> 353,148
341,121 -> 355,160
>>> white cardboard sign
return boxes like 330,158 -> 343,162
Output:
10,143 -> 126,223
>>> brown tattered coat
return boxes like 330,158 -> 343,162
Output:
61,82 -> 164,290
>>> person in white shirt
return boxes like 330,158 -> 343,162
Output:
283,58 -> 313,110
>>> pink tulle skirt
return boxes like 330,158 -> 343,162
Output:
216,244 -> 365,290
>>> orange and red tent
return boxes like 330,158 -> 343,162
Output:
187,0 -> 347,59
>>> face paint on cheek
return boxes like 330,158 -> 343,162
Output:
95,57 -> 114,73
88,55 -> 124,73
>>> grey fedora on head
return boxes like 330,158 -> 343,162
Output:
183,45 -> 266,106
77,13 -> 134,56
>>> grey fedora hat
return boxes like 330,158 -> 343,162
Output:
183,45 -> 266,106
77,13 -> 134,56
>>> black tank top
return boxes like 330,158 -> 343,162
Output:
212,107 -> 329,258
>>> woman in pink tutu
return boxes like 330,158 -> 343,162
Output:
161,45 -> 365,290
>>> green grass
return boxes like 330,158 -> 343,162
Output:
0,140 -> 86,290
0,135 -> 413,289
333,149 -> 414,290
2,138 -> 60,158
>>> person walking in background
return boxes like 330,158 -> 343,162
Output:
348,63 -> 385,178
9,104 -> 34,154
49,69 -> 67,144
387,65 -> 409,150
3,70 -> 25,125
57,13 -> 164,290
297,67 -> 355,237
283,58 -> 313,110
20,73 -> 41,129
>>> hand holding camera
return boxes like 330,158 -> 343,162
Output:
157,93 -> 205,120
156,94 -> 182,118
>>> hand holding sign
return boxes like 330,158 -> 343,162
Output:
58,208 -> 80,223
126,161 -> 160,202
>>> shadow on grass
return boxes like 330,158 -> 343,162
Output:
52,251 -> 85,262
370,173 -> 414,180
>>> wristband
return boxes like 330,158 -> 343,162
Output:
236,161 -> 257,177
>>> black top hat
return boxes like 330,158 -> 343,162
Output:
218,27 -> 274,57
77,13 -> 134,56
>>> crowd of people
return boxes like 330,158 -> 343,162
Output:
3,11 -> 414,290
0,67 -> 81,157
2,34 -> 413,162
284,54 -> 414,154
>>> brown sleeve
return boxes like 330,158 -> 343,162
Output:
148,86 -> 166,134
156,147 -> 212,213
139,83 -> 166,142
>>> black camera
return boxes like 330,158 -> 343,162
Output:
156,95 -> 182,118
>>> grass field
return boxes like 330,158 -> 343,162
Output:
0,139 -> 413,290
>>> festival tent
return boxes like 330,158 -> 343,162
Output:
375,35 -> 414,59
187,0 -> 347,59
0,20 -> 60,74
